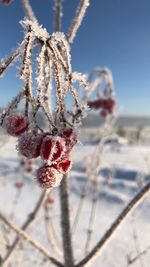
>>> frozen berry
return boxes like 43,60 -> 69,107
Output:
100,109 -> 108,118
37,165 -> 62,188
53,155 -> 72,174
40,135 -> 65,163
103,98 -> 116,114
60,128 -> 77,152
45,196 -> 54,205
14,182 -> 24,190
20,159 -> 26,166
87,98 -> 104,110
2,0 -> 13,4
3,113 -> 29,137
26,165 -> 33,173
17,132 -> 43,158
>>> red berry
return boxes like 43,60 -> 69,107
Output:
100,109 -> 108,118
53,155 -> 72,174
18,132 -> 43,159
20,159 -> 26,166
87,98 -> 104,110
40,135 -> 65,163
2,0 -> 12,4
26,165 -> 33,173
60,128 -> 77,152
14,182 -> 24,190
3,113 -> 29,137
102,98 -> 116,114
37,165 -> 62,188
45,196 -> 54,205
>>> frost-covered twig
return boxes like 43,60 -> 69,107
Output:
128,245 -> 150,265
84,174 -> 99,255
75,181 -> 150,267
53,0 -> 62,32
0,189 -> 48,267
0,50 -> 20,77
0,212 -> 64,267
67,0 -> 90,44
21,0 -> 38,25
44,210 -> 63,259
0,90 -> 25,126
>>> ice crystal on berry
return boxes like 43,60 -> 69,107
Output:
3,113 -> 29,137
40,135 -> 66,163
17,132 -> 43,159
37,165 -> 63,188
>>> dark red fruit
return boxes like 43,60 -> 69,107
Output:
14,182 -> 24,190
100,109 -> 108,118
26,165 -> 33,173
18,132 -> 43,159
102,98 -> 116,114
37,165 -> 62,188
40,136 -> 65,163
87,98 -> 104,110
53,155 -> 72,174
60,128 -> 77,152
3,113 -> 29,137
2,0 -> 13,4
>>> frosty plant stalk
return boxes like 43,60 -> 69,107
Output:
0,17 -> 89,189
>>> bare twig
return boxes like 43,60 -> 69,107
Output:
59,174 -> 74,267
128,245 -> 150,265
54,0 -> 62,32
21,0 -> 38,25
0,50 -> 19,77
0,212 -> 64,267
67,0 -> 90,44
75,181 -> 150,267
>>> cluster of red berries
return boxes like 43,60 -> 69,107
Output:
87,97 -> 116,117
2,113 -> 77,188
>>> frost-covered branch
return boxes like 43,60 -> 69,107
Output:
67,0 -> 90,44
21,0 -> 38,25
75,181 -> 150,267
0,212 -> 64,267
53,0 -> 63,32
0,189 -> 48,267
0,49 -> 20,77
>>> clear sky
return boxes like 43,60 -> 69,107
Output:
0,0 -> 150,115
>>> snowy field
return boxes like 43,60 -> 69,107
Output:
0,134 -> 150,267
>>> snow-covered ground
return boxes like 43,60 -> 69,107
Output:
0,135 -> 150,267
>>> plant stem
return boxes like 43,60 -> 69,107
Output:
59,174 -> 74,267
75,181 -> 150,267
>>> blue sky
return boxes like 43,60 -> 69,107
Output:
0,0 -> 150,115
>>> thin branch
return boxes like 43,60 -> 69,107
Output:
128,245 -> 150,265
59,174 -> 74,267
53,0 -> 62,32
67,0 -> 90,44
0,189 -> 48,267
0,90 -> 25,126
0,212 -> 64,267
75,181 -> 150,267
21,0 -> 38,25
0,50 -> 19,77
